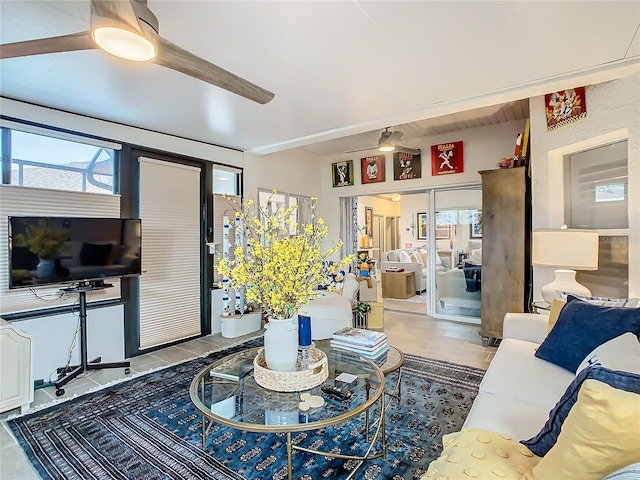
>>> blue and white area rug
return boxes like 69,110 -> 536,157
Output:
8,339 -> 485,480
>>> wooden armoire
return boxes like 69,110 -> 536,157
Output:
479,167 -> 531,346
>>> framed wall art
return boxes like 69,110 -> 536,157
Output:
332,160 -> 354,187
545,87 -> 587,131
365,207 -> 373,236
470,209 -> 482,238
435,226 -> 450,239
360,155 -> 385,184
393,152 -> 422,180
417,212 -> 427,240
431,141 -> 464,176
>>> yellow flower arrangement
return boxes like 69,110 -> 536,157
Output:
15,219 -> 70,259
216,193 -> 353,319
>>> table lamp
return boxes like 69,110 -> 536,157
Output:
532,228 -> 599,305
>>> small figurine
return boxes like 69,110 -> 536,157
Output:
357,261 -> 373,288
334,270 -> 345,295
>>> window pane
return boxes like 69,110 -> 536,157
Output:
10,130 -> 114,194
576,235 -> 628,299
564,140 -> 628,229
213,166 -> 240,195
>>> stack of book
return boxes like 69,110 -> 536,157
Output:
209,353 -> 255,381
330,327 -> 389,362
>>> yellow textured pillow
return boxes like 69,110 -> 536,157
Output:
526,379 -> 640,480
547,299 -> 566,332
422,428 -> 540,480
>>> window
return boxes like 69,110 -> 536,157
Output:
562,139 -> 629,298
258,189 -> 312,235
213,166 -> 241,195
1,125 -> 119,194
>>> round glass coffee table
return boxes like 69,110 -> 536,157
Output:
190,344 -> 386,480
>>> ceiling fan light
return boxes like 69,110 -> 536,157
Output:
379,143 -> 395,152
93,27 -> 156,62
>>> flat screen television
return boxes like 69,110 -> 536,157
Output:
8,216 -> 142,289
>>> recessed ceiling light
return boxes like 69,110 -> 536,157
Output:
218,176 -> 230,181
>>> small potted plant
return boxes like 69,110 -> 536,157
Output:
352,300 -> 372,329
357,225 -> 370,248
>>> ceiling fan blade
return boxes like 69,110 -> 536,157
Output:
153,36 -> 274,104
90,0 -> 142,32
346,146 -> 379,154
0,31 -> 95,60
395,145 -> 421,155
388,131 -> 403,143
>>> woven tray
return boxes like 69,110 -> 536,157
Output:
253,347 -> 328,392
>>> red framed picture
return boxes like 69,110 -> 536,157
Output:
360,155 -> 385,184
431,141 -> 463,176
545,87 -> 587,131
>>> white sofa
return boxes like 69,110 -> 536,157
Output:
379,248 -> 448,294
463,312 -> 575,440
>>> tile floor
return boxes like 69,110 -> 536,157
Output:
0,309 -> 495,479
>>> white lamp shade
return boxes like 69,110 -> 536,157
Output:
532,229 -> 599,270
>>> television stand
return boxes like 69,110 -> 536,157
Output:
55,281 -> 130,397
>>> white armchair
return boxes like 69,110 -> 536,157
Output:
302,272 -> 358,340
436,269 -> 481,310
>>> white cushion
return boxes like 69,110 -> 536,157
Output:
557,292 -> 640,307
386,250 -> 401,262
409,251 -> 424,266
479,338 -> 575,410
398,250 -> 412,263
464,391 -> 552,440
575,332 -> 640,374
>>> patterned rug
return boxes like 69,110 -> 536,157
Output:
8,339 -> 485,480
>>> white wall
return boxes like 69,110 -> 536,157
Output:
530,72 -> 640,299
398,193 -> 428,249
243,149 -> 322,202
317,120 -> 526,259
13,305 -> 124,382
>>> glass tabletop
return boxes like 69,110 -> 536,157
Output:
190,344 -> 385,433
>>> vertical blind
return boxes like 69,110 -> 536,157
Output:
138,157 -> 201,349
0,185 -> 121,314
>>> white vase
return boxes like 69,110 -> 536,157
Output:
264,317 -> 298,372
36,258 -> 56,278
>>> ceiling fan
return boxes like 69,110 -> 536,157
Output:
347,128 -> 420,155
0,0 -> 274,104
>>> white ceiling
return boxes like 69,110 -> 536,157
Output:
1,1 -> 638,156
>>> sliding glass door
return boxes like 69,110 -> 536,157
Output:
432,188 -> 482,323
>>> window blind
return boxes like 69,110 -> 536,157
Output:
0,185 -> 121,315
138,157 -> 202,349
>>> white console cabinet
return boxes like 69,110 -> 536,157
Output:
0,319 -> 33,413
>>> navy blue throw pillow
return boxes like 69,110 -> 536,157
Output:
521,366 -> 640,457
534,296 -> 640,372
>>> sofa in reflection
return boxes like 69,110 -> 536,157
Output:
436,267 -> 481,310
